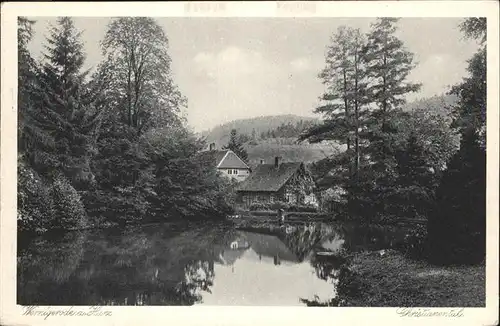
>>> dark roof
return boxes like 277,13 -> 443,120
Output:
220,248 -> 248,266
236,162 -> 303,192
195,150 -> 249,170
242,231 -> 300,263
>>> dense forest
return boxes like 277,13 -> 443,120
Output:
200,114 -> 319,146
300,17 -> 486,265
17,17 -> 235,234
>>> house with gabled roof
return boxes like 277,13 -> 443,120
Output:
236,156 -> 317,208
196,143 -> 251,181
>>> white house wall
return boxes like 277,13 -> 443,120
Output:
218,168 -> 250,181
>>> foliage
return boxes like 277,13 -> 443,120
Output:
333,250 -> 485,307
399,223 -> 428,260
396,103 -> 460,172
393,132 -> 436,219
18,17 -> 236,234
426,17 -> 487,266
248,201 -> 317,212
427,131 -> 486,265
21,17 -> 100,190
51,174 -> 89,230
201,114 -> 319,146
17,156 -> 55,234
223,129 -> 248,162
101,17 -> 186,133
260,120 -> 317,140
300,18 -> 425,223
450,47 -> 486,147
459,17 -> 486,45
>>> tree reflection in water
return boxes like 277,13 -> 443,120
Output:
279,223 -> 348,306
17,223 -> 230,305
18,222 -> 368,306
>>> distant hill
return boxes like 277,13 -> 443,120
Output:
403,94 -> 458,116
245,138 -> 342,169
198,94 -> 457,167
199,114 -> 319,147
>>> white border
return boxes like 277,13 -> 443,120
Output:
1,2 -> 498,326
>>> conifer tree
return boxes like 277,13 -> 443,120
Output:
18,17 -> 46,154
223,129 -> 248,162
300,26 -> 370,217
28,17 -> 100,189
361,18 -> 421,217
394,132 -> 435,218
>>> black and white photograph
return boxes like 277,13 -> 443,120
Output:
1,1 -> 499,325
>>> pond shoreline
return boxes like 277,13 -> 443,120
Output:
336,250 -> 486,307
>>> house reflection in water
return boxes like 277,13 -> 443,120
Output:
220,231 -> 300,270
201,230 -> 335,305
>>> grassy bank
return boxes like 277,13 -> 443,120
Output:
339,250 -> 485,307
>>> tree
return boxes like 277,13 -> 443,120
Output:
223,129 -> 248,162
18,17 -> 101,232
360,18 -> 422,218
450,17 -> 486,148
393,132 -> 435,219
26,17 -> 100,189
363,18 -> 422,123
85,18 -> 187,222
101,17 -> 186,135
427,18 -> 487,265
300,26 -> 369,214
302,26 -> 368,166
428,130 -> 486,265
396,97 -> 460,173
18,17 -> 37,140
459,17 -> 486,45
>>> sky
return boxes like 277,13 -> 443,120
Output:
27,17 -> 480,132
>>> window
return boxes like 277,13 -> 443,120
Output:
233,169 -> 238,175
228,170 -> 232,175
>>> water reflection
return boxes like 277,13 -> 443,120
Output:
18,222 -> 406,306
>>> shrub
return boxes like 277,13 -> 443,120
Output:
269,201 -> 290,210
18,158 -> 55,234
399,224 -> 428,260
288,204 -> 318,213
51,174 -> 88,230
249,203 -> 270,211
248,201 -> 317,212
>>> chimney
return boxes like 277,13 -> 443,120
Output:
260,159 -> 265,164
209,143 -> 215,151
274,156 -> 282,168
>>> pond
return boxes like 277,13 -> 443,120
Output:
17,221 -> 407,306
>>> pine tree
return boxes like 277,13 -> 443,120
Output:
363,18 -> 422,123
223,129 -> 248,162
18,17 -> 46,154
28,17 -> 100,189
361,18 -> 421,218
300,26 -> 369,216
394,133 -> 435,219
